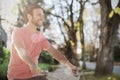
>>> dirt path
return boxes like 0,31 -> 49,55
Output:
47,64 -> 79,80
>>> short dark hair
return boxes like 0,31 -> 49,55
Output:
23,3 -> 42,21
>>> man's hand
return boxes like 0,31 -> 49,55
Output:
70,65 -> 79,77
30,65 -> 43,77
47,46 -> 79,76
66,61 -> 79,77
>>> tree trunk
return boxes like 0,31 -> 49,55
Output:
95,0 -> 120,76
56,17 -> 79,66
0,16 -> 3,58
80,30 -> 86,69
64,41 -> 79,66
77,0 -> 87,69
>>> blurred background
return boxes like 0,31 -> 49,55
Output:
0,0 -> 120,80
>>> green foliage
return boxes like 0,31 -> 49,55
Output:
114,43 -> 120,62
80,73 -> 120,80
2,47 -> 10,60
0,58 -> 3,63
0,47 -> 10,78
39,51 -> 59,65
109,10 -> 114,18
38,63 -> 57,72
114,7 -> 120,15
0,47 -> 10,64
109,7 -> 120,18
0,61 -> 8,77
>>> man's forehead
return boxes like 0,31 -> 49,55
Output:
33,8 -> 43,13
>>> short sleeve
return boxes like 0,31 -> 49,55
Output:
39,33 -> 50,50
12,28 -> 24,45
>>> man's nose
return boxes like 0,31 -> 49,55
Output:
40,16 -> 45,21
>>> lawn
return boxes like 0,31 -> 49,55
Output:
79,73 -> 120,80
38,63 -> 58,72
0,61 -> 8,77
0,61 -> 57,79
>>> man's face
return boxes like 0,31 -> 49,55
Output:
31,8 -> 44,27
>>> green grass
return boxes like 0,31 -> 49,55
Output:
38,63 -> 57,71
0,61 -> 8,77
80,73 -> 120,80
0,62 -> 57,77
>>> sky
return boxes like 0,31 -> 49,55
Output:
1,0 -> 119,53
0,0 -> 66,49
0,0 -> 102,50
0,0 -> 20,49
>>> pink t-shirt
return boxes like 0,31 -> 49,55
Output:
7,27 -> 50,80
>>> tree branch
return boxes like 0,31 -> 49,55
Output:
90,1 -> 99,5
83,0 -> 89,5
47,12 -> 71,32
57,18 -> 68,44
0,18 -> 16,26
59,0 -> 65,18
70,0 -> 74,29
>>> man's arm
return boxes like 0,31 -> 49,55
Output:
13,41 -> 41,75
47,45 -> 78,76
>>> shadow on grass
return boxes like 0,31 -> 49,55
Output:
79,73 -> 120,80
0,76 -> 8,80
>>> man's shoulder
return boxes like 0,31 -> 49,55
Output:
37,31 -> 45,37
12,27 -> 26,37
13,27 -> 26,33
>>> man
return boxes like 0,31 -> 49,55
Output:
7,3 -> 78,80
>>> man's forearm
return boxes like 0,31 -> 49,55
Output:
47,46 -> 69,65
14,46 -> 37,68
47,46 -> 79,76
14,46 -> 41,75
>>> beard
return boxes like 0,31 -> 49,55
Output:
31,19 -> 43,28
32,20 -> 40,27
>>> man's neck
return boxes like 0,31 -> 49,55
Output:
26,23 -> 37,33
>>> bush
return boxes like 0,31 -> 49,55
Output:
39,51 -> 59,65
2,47 -> 10,60
0,58 -> 3,64
38,63 -> 57,72
0,47 -> 10,79
80,73 -> 120,80
114,44 -> 120,62
0,61 -> 8,77
0,47 -> 59,79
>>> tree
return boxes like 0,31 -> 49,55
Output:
46,0 -> 89,66
95,0 -> 120,76
77,0 -> 88,69
0,15 -> 2,58
16,0 -> 47,28
46,0 -> 80,66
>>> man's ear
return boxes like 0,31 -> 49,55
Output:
27,14 -> 32,21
